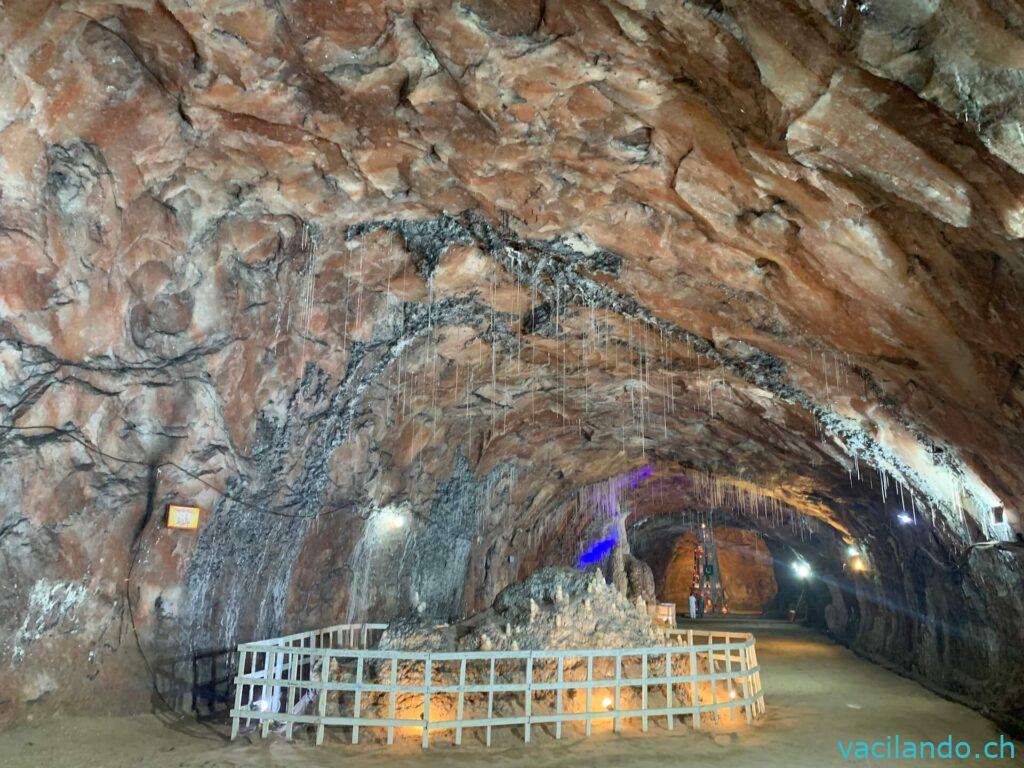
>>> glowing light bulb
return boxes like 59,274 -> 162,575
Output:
847,545 -> 859,557
729,689 -> 738,700
851,556 -> 867,572
793,561 -> 812,579
897,512 -> 913,525
602,697 -> 614,710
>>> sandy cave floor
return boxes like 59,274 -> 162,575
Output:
2,619 -> 1020,768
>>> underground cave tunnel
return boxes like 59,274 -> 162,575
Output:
2,0 -> 1024,766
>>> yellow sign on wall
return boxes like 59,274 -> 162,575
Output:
166,504 -> 201,530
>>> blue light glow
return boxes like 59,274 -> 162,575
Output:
628,465 -> 654,489
577,535 -> 617,567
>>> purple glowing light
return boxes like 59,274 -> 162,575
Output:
577,535 -> 618,567
628,465 -> 654,489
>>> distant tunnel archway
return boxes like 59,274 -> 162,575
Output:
659,528 -> 778,614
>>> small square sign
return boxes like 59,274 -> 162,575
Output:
167,504 -> 201,530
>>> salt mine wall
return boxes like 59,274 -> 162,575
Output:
2,0 -> 1023,739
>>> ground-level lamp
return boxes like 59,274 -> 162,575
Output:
792,560 -> 812,580
789,559 -> 812,622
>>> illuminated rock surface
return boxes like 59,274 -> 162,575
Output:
0,0 -> 1022,734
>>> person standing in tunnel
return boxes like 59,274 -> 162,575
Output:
688,589 -> 698,620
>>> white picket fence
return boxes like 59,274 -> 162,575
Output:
230,622 -> 765,748
647,602 -> 677,627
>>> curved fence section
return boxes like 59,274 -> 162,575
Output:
230,622 -> 765,747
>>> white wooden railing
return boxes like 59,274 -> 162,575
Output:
647,602 -> 677,627
230,622 -> 765,747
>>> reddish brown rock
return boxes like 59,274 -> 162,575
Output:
0,0 -> 1022,736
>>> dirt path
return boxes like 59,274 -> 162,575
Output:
2,620 -> 1019,767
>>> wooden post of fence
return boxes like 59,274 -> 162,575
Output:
455,658 -> 467,746
690,646 -> 700,730
486,658 -> 495,747
746,644 -> 759,716
315,650 -> 328,746
641,652 -> 649,732
752,644 -> 764,716
261,651 -> 276,738
725,642 -> 735,721
740,643 -> 753,724
352,656 -> 364,744
585,656 -> 593,737
230,649 -> 246,740
613,653 -> 622,733
524,653 -> 534,743
286,649 -> 298,740
422,655 -> 432,749
555,656 -> 564,740
665,651 -> 673,731
387,657 -> 397,745
709,642 -> 719,722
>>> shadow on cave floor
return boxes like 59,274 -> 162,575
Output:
1,621 -> 1019,768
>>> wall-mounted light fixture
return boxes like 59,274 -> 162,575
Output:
166,504 -> 201,530
379,506 -> 408,530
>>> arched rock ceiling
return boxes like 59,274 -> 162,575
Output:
3,0 -> 1024,544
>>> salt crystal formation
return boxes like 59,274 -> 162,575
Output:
354,567 -> 690,733
379,567 -> 662,654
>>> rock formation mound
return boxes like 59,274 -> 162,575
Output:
330,567 -> 692,738
379,566 -> 662,653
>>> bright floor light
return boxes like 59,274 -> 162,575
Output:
793,561 -> 812,579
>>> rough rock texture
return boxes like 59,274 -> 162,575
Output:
715,530 -> 777,612
1,0 -> 1023,735
379,566 -> 662,653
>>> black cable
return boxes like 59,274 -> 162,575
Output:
0,423 -> 476,536
0,424 -> 345,520
123,462 -> 179,717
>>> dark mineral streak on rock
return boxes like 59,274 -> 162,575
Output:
2,0 -> 1023,738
